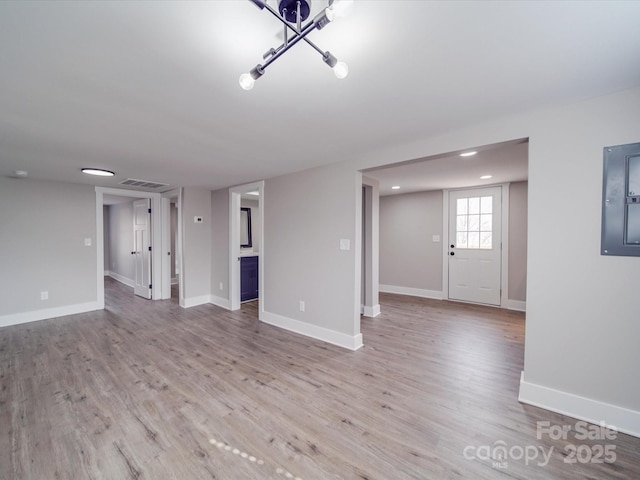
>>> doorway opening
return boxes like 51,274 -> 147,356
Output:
102,194 -> 150,304
95,187 -> 171,310
361,138 -> 528,312
229,181 -> 264,316
161,189 -> 182,302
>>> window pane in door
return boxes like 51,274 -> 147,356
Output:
468,231 -> 480,249
480,232 -> 492,249
469,197 -> 480,214
457,232 -> 468,248
481,196 -> 492,214
457,198 -> 468,215
480,214 -> 492,231
468,214 -> 479,231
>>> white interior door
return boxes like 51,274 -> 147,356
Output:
448,186 -> 502,305
133,198 -> 152,299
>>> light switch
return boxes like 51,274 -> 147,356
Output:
194,216 -> 203,224
432,235 -> 440,242
339,239 -> 350,251
84,238 -> 92,246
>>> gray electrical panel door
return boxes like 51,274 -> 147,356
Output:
601,142 -> 640,256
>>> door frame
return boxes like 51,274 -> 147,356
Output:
161,188 -> 183,303
361,176 -> 380,317
95,187 -> 163,308
441,183 -> 511,307
229,181 -> 264,312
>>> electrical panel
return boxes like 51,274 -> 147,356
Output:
601,142 -> 640,256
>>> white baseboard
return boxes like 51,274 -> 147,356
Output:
261,311 -> 363,351
361,304 -> 381,317
379,284 -> 444,300
180,295 -> 211,308
504,299 -> 526,312
108,272 -> 135,288
519,372 -> 640,439
210,294 -> 231,310
0,301 -> 102,328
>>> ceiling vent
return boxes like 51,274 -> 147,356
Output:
119,178 -> 169,190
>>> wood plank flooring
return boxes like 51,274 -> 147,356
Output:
1,278 -> 639,479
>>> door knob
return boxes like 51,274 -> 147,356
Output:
450,244 -> 455,248
131,251 -> 135,255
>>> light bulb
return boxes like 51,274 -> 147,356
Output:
329,0 -> 354,17
239,73 -> 255,90
314,7 -> 334,29
325,6 -> 335,22
333,61 -> 348,79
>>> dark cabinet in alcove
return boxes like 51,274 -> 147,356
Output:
240,255 -> 258,302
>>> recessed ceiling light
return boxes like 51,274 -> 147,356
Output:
82,168 -> 115,177
460,151 -> 477,157
391,185 -> 401,190
246,191 -> 260,196
14,170 -> 28,178
480,175 -> 492,180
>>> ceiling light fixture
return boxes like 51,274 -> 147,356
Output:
460,151 -> 477,157
391,185 -> 400,190
82,168 -> 115,177
480,175 -> 492,180
240,0 -> 352,90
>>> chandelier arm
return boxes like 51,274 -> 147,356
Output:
301,37 -> 326,57
263,35 -> 328,64
260,20 -> 317,71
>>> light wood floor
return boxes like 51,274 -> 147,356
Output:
1,278 -> 639,479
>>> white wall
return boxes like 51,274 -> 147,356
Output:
522,90 -> 640,430
0,178 -> 98,323
181,187 -> 212,305
210,188 -> 229,304
262,163 -> 362,349
379,190 -> 443,294
508,181 -> 527,302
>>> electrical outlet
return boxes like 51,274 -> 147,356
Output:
41,291 -> 48,301
299,300 -> 305,312
84,237 -> 92,246
219,282 -> 223,291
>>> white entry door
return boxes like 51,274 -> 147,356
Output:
133,198 -> 152,299
448,186 -> 502,305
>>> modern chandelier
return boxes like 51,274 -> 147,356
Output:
239,0 -> 353,90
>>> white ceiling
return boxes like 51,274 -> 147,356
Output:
1,1 -> 639,192
365,139 -> 528,196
